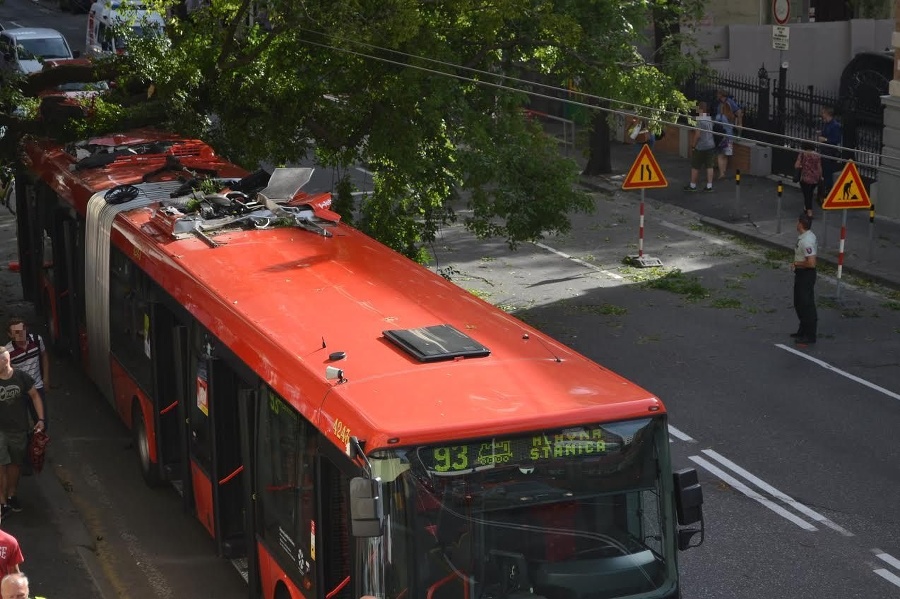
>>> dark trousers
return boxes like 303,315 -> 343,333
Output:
800,182 -> 817,211
793,269 -> 817,339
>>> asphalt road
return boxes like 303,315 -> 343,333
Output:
2,1 -> 900,597
430,189 -> 900,598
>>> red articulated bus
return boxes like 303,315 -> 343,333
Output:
15,129 -> 704,599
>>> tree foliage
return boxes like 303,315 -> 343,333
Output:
2,0 -> 706,260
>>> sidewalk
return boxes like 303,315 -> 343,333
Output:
573,136 -> 900,293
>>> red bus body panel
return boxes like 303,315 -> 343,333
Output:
190,460 -> 215,538
110,357 -> 158,464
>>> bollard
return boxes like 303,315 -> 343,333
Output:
868,203 -> 875,262
734,169 -> 741,216
776,180 -> 783,234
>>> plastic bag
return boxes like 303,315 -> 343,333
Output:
28,430 -> 50,474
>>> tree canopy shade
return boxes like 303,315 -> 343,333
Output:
2,0 -> 705,261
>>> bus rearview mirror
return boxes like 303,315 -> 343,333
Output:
349,477 -> 384,538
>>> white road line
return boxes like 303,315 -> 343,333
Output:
689,455 -> 818,532
876,553 -> 900,570
355,167 -> 374,176
776,344 -> 900,402
874,569 -> 900,589
702,449 -> 853,537
532,242 -> 624,279
668,425 -> 695,442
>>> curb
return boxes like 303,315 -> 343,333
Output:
699,215 -> 900,292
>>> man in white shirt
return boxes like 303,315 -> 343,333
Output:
790,213 -> 817,345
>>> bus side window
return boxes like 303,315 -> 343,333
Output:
108,246 -> 153,393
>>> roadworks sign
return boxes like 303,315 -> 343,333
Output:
821,162 -> 872,210
622,145 -> 668,190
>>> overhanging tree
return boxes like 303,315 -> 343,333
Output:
3,0 -> 705,260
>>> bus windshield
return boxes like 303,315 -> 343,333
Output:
357,417 -> 677,599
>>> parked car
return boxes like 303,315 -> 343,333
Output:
86,0 -> 164,57
0,28 -> 77,75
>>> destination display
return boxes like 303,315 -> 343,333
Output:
423,426 -> 620,474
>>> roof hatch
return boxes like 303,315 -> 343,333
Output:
383,324 -> 490,362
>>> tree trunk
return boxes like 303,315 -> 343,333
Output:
582,104 -> 612,176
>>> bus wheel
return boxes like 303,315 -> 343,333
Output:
132,401 -> 161,487
274,583 -> 293,599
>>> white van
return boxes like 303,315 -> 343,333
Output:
85,0 -> 165,57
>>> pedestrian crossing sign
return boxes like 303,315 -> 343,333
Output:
821,162 -> 872,210
622,145 -> 668,190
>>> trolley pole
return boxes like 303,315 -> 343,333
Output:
776,180 -> 783,234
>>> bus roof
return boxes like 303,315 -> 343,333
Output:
22,131 -> 665,455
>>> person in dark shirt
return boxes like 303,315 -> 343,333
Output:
817,106 -> 842,192
0,347 -> 44,517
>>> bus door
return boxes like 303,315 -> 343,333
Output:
187,330 -> 251,558
150,304 -> 189,491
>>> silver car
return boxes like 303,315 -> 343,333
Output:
0,28 -> 75,75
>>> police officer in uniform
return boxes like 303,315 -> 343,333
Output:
790,213 -> 817,345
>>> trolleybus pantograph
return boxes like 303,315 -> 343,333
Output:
15,128 -> 704,599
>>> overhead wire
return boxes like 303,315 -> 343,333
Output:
293,26 -> 890,176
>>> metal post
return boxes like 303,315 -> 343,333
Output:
734,169 -> 741,215
807,85 -> 815,140
836,208 -> 848,302
821,209 -> 828,249
868,203 -> 875,262
758,65 -> 771,133
776,180 -> 783,234
777,63 -> 788,135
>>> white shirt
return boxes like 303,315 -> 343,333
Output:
795,230 -> 817,263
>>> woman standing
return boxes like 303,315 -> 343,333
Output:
714,102 -> 734,179
794,141 -> 823,218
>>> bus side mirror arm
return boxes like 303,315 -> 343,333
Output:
673,467 -> 705,550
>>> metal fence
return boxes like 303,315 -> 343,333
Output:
686,67 -> 884,182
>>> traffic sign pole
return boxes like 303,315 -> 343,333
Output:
638,190 -> 645,258
622,145 -> 665,268
819,161 -> 872,301
836,208 -> 848,302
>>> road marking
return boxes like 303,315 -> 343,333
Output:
874,569 -> 900,589
668,425 -> 695,442
776,344 -> 900,402
355,167 -> 374,176
702,449 -> 853,536
689,455 -> 818,532
532,242 -> 624,279
876,552 -> 900,570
